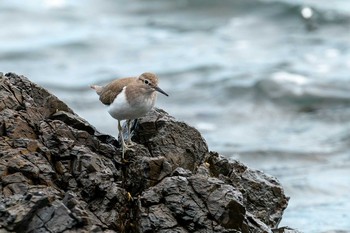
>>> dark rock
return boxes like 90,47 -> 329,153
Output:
0,73 -> 297,232
131,109 -> 208,172
207,153 -> 289,228
272,227 -> 302,233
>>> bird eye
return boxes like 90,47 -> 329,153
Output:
144,79 -> 150,85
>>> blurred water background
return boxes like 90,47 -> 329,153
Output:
1,0 -> 350,232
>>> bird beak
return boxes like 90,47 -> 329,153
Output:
155,86 -> 169,96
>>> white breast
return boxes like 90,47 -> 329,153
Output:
107,87 -> 156,120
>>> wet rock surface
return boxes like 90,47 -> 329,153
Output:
0,73 -> 298,232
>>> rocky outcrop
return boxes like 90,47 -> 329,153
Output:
0,73 -> 298,232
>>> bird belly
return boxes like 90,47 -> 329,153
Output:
107,89 -> 155,120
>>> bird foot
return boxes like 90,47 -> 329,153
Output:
124,143 -> 136,152
126,140 -> 136,147
120,142 -> 136,162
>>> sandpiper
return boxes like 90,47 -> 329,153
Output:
91,72 -> 168,159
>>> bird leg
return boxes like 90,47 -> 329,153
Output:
118,120 -> 134,160
126,119 -> 136,146
118,120 -> 126,159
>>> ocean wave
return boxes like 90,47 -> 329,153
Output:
256,0 -> 350,24
188,0 -> 350,24
255,72 -> 350,106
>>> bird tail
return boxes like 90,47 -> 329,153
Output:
90,85 -> 103,95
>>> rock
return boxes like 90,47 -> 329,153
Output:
207,153 -> 289,228
272,227 -> 303,233
0,73 -> 297,232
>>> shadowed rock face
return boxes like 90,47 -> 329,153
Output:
0,73 -> 298,233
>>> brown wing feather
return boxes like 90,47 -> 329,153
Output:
98,77 -> 137,105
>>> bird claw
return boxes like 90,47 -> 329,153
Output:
124,144 -> 136,152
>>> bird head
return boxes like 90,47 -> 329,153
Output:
138,72 -> 169,96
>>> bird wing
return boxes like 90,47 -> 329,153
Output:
98,77 -> 137,105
